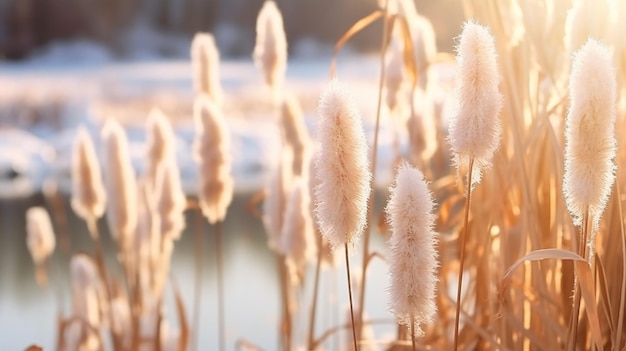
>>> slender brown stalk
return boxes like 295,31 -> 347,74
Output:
410,314 -> 416,351
359,0 -> 389,335
568,209 -> 590,351
277,253 -> 292,350
345,244 -> 358,351
307,238 -> 324,350
454,157 -> 474,350
215,220 -> 226,351
191,208 -> 204,351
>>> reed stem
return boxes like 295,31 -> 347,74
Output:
345,243 -> 358,351
307,237 -> 324,350
453,157 -> 474,350
191,208 -> 204,351
215,220 -> 226,351
410,314 -> 416,351
567,210 -> 590,351
358,0 -> 389,336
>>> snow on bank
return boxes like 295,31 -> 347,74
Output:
0,54 -> 448,198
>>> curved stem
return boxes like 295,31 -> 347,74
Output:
453,157 -> 474,350
359,0 -> 389,336
345,244 -> 358,351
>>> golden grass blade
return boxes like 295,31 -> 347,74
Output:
502,248 -> 602,347
330,10 -> 384,77
595,255 -> 615,339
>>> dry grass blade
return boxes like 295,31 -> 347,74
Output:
595,255 -> 615,339
395,15 -> 418,89
329,10 -> 383,77
502,248 -> 602,348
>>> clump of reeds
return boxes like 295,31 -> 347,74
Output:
71,126 -> 106,226
26,206 -> 56,287
386,163 -> 438,340
191,33 -> 222,104
253,0 -> 288,96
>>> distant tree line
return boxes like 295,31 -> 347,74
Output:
0,0 -> 462,60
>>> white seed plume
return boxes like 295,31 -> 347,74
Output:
155,159 -> 186,241
386,163 -> 438,335
71,126 -> 106,223
263,146 -> 294,251
447,21 -> 503,185
280,178 -> 317,284
281,93 -> 311,176
26,207 -> 56,265
385,29 -> 406,111
70,254 -> 102,328
564,39 -> 617,253
193,95 -> 234,224
191,32 -> 222,104
102,119 -> 138,248
253,0 -> 287,95
145,108 -> 175,186
314,79 -> 371,249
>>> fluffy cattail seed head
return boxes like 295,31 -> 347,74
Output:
564,39 -> 617,244
385,30 -> 406,111
191,33 -> 222,104
263,146 -> 294,251
280,178 -> 317,284
314,79 -> 371,250
193,95 -> 234,224
155,160 -> 186,241
386,163 -> 438,335
146,108 -> 175,185
448,21 -> 503,185
253,0 -> 287,95
26,206 -> 56,264
280,93 -> 310,176
102,119 -> 138,248
71,126 -> 106,223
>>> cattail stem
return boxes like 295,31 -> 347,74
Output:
192,208 -> 204,351
567,209 -> 590,351
345,243 -> 358,351
277,253 -> 292,350
359,0 -> 389,336
215,220 -> 226,351
410,315 -> 416,351
454,157 -> 474,350
307,238 -> 324,350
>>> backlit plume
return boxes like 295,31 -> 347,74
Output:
71,126 -> 106,224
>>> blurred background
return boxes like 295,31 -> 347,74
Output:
0,0 -> 463,60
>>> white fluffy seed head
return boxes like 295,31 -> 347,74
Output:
26,207 -> 56,265
146,108 -> 175,186
191,32 -> 222,104
263,146 -> 294,251
564,39 -> 617,240
102,119 -> 138,248
281,93 -> 310,176
386,163 -> 438,336
193,95 -> 234,224
70,254 -> 102,327
385,29 -> 406,111
253,0 -> 287,95
447,21 -> 503,185
71,126 -> 106,222
155,159 -> 186,241
280,178 -> 317,285
314,79 -> 371,250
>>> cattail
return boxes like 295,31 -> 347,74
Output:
263,146 -> 294,250
191,33 -> 222,104
155,160 -> 186,241
386,163 -> 438,335
280,178 -> 317,284
253,0 -> 287,95
70,254 -> 102,328
565,0 -> 612,54
314,79 -> 371,249
564,39 -> 617,253
71,126 -> 106,223
385,29 -> 405,111
447,21 -> 503,185
102,119 -> 138,249
145,108 -> 175,186
26,207 -> 56,265
26,207 -> 56,286
193,95 -> 234,224
281,93 -> 310,176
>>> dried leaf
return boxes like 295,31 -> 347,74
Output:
330,10 -> 384,76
